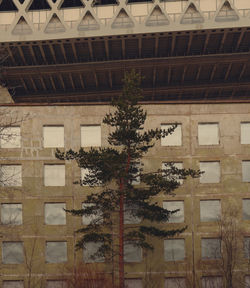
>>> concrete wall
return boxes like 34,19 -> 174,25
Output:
0,102 -> 250,287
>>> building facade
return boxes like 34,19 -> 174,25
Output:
1,0 -> 250,287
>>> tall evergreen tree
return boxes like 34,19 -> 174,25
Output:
56,70 -> 201,288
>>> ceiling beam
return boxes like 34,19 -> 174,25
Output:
5,52 -> 250,76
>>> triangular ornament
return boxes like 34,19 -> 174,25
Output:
146,6 -> 169,26
45,14 -> 66,33
215,0 -> 239,22
78,11 -> 99,31
111,9 -> 134,29
181,3 -> 204,24
12,16 -> 32,35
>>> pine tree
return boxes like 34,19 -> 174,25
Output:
56,70 -> 201,288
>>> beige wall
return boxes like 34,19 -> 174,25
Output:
0,102 -> 250,287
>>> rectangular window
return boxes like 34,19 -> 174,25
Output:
201,238 -> 221,259
165,278 -> 186,288
162,162 -> 183,184
124,243 -> 142,262
83,242 -> 104,263
243,199 -> 250,220
161,124 -> 182,146
241,123 -> 250,144
44,165 -> 65,186
46,242 -> 67,263
242,161 -> 250,182
82,203 -> 103,225
45,203 -> 66,225
43,126 -> 64,148
124,203 -> 141,224
81,125 -> 101,147
201,277 -> 223,288
164,239 -> 185,261
198,123 -> 219,145
2,242 -> 24,264
46,281 -> 67,288
163,201 -> 184,223
3,281 -> 24,288
200,162 -> 220,183
125,279 -> 143,288
244,237 -> 250,258
0,127 -> 21,148
0,165 -> 22,187
245,276 -> 250,288
200,200 -> 221,222
1,203 -> 22,225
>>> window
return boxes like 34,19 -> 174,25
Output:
83,242 -> 104,263
124,203 -> 141,224
46,242 -> 67,263
241,123 -> 250,144
162,162 -> 183,184
81,125 -> 101,147
46,281 -> 67,288
244,237 -> 250,258
43,126 -> 64,148
200,200 -> 221,222
44,165 -> 65,186
242,161 -> 250,182
125,279 -> 143,288
243,199 -> 250,220
201,238 -> 221,259
0,127 -> 21,148
0,165 -> 22,186
124,243 -> 142,262
165,278 -> 186,288
163,201 -> 184,223
2,242 -> 24,264
200,162 -> 220,183
201,277 -> 223,288
245,276 -> 250,288
82,203 -> 102,225
164,239 -> 185,261
198,123 -> 219,145
1,203 -> 22,225
81,168 -> 101,186
3,281 -> 24,288
45,203 -> 66,225
161,124 -> 182,146
46,280 -> 68,288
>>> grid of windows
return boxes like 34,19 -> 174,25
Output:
199,162 -> 220,183
198,123 -> 219,145
1,203 -> 22,225
3,281 -> 24,288
161,124 -> 182,146
201,277 -> 223,288
201,238 -> 221,259
0,165 -> 22,187
44,165 -> 65,186
164,239 -> 185,261
44,203 -> 66,225
2,242 -> 24,264
83,242 -> 104,263
81,125 -> 101,147
124,243 -> 142,262
241,122 -> 250,144
0,127 -> 21,148
43,126 -> 64,148
163,201 -> 184,223
242,161 -> 250,182
45,242 -> 67,263
243,199 -> 250,220
162,162 -> 183,184
165,278 -> 186,288
200,200 -> 221,222
125,279 -> 143,288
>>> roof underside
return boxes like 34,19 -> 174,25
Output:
1,27 -> 250,103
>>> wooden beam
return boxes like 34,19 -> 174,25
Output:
224,63 -> 232,81
181,65 -> 187,83
219,31 -> 228,52
18,46 -> 26,65
202,32 -> 210,54
79,73 -> 85,89
138,37 -> 142,58
104,39 -> 110,60
60,43 -> 67,63
196,65 -> 201,81
186,33 -> 193,55
210,64 -> 217,81
30,76 -> 37,91
239,63 -> 247,81
39,44 -> 47,64
108,71 -> 113,88
235,29 -> 245,51
59,74 -> 65,91
4,52 -> 250,76
69,73 -> 76,90
154,36 -> 159,57
50,76 -> 56,91
88,41 -> 94,61
122,38 -> 125,59
171,33 -> 176,55
71,41 -> 78,62
48,43 -> 57,63
29,45 -> 38,65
